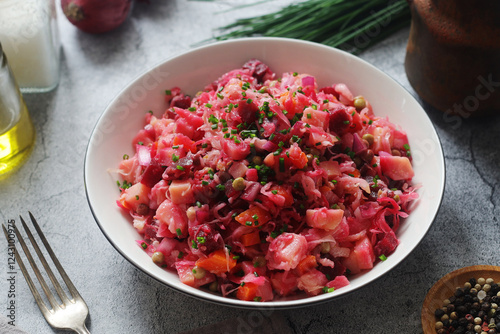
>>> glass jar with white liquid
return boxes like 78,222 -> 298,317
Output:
0,0 -> 60,93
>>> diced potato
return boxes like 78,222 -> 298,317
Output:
306,208 -> 344,231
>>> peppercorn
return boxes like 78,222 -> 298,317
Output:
459,317 -> 469,326
436,308 -> 446,318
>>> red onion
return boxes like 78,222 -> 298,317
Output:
352,133 -> 368,154
61,0 -> 132,34
302,76 -> 315,87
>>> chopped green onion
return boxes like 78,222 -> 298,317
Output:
176,228 -> 182,236
176,165 -> 185,171
141,242 -> 147,249
379,254 -> 387,261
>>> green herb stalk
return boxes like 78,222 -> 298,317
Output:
213,0 -> 411,54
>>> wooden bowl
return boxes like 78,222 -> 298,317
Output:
421,265 -> 500,333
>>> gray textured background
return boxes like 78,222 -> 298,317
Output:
1,1 -> 499,333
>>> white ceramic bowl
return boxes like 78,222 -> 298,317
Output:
84,37 -> 445,308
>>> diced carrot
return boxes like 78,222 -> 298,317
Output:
287,144 -> 308,169
173,134 -> 196,153
195,249 -> 237,275
235,206 -> 271,228
269,185 -> 294,206
296,255 -> 318,276
236,282 -> 259,301
350,169 -> 361,178
241,230 -> 261,247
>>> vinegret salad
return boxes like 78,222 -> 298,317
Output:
116,60 -> 418,302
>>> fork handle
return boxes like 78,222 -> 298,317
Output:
73,324 -> 91,334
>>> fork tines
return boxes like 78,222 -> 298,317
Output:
2,212 -> 81,312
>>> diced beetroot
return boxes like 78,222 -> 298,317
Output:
192,224 -> 223,255
319,85 -> 340,99
329,105 -> 351,135
297,269 -> 328,296
266,233 -> 308,271
242,59 -> 272,82
165,87 -> 182,104
373,231 -> 399,257
170,94 -> 191,109
237,99 -> 259,124
140,163 -> 165,188
326,275 -> 349,290
245,168 -> 258,182
306,208 -> 344,231
379,151 -> 415,180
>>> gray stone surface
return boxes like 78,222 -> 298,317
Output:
1,1 -> 499,333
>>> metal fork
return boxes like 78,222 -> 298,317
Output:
2,212 -> 90,334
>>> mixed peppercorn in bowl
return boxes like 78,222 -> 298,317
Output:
84,38 -> 445,308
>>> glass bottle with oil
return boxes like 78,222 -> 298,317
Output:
0,42 -> 35,179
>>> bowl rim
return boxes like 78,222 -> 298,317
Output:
84,37 -> 446,309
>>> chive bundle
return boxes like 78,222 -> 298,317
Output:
212,0 -> 411,54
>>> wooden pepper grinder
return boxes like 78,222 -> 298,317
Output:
405,0 -> 500,116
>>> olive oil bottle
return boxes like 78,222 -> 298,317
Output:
0,42 -> 35,180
